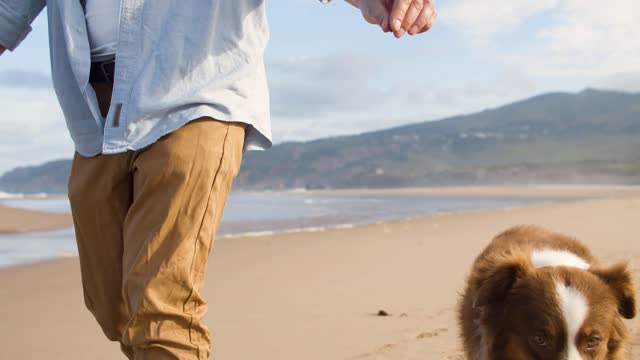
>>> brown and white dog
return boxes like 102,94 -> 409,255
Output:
458,225 -> 637,360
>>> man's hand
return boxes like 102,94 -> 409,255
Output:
346,0 -> 436,37
389,0 -> 436,38
346,0 -> 391,32
0,45 -> 5,56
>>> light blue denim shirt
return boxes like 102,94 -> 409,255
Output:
0,0 -> 272,156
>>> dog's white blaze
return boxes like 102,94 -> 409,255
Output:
476,327 -> 488,360
531,249 -> 590,270
556,283 -> 589,360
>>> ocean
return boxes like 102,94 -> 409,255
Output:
0,191 -> 574,268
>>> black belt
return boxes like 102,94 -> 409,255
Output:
89,59 -> 116,83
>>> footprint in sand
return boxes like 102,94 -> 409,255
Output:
437,307 -> 455,316
351,343 -> 401,359
353,307 -> 459,359
416,328 -> 448,339
445,351 -> 465,360
426,306 -> 455,320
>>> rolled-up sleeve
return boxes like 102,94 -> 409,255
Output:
0,0 -> 45,51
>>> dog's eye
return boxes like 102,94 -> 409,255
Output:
587,336 -> 601,349
529,334 -> 548,347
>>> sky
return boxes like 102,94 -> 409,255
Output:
0,0 -> 639,174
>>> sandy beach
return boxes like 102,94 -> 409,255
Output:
1,186 -> 639,359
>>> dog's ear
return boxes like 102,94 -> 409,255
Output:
473,256 -> 531,309
591,262 -> 636,319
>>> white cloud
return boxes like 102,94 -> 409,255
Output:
442,0 -> 560,39
0,87 -> 74,174
267,50 -> 392,118
267,50 -> 422,142
267,49 -> 541,144
0,69 -> 52,89
266,50 -> 511,143
443,0 -> 640,90
538,0 -> 640,76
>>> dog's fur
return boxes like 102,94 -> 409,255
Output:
458,225 -> 637,360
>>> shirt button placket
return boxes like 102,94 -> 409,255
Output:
105,0 -> 141,152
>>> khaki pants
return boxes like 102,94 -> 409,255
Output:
68,118 -> 245,359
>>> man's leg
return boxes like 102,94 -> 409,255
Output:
68,151 -> 134,358
120,119 -> 245,359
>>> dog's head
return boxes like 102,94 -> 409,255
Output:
473,256 -> 636,360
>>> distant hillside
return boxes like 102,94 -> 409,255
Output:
2,89 -> 639,194
235,89 -> 640,189
0,159 -> 71,194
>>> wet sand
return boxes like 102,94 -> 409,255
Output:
0,205 -> 72,233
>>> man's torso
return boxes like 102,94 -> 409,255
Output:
46,0 -> 272,156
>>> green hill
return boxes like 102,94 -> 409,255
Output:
235,89 -> 640,189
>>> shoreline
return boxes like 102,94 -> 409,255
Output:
2,184 -> 640,270
0,204 -> 542,270
298,184 -> 640,197
3,193 -> 634,271
3,184 -> 640,235
0,190 -> 612,270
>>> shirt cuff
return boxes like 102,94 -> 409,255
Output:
0,2 -> 33,51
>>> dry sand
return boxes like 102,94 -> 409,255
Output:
1,187 -> 639,359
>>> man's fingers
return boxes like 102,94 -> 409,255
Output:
374,1 -> 391,32
389,0 -> 411,33
417,2 -> 437,34
359,0 -> 434,37
399,1 -> 424,37
381,14 -> 390,33
391,0 -> 424,38
410,1 -> 436,35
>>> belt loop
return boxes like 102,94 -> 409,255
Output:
100,59 -> 116,83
